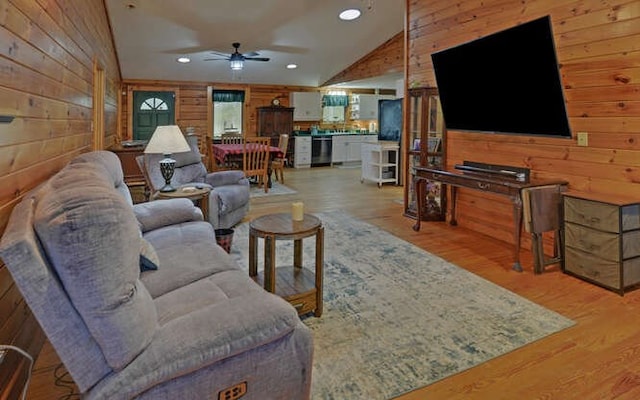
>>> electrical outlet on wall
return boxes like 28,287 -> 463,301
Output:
577,132 -> 589,147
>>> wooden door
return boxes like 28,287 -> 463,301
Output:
132,91 -> 175,141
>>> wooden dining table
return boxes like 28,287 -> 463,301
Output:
212,143 -> 284,187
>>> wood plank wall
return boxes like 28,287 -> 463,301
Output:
0,0 -> 120,397
407,0 -> 640,245
323,31 -> 404,86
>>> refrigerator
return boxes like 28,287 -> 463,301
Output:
378,99 -> 402,142
378,98 -> 403,183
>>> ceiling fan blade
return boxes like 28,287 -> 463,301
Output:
209,51 -> 231,57
203,58 -> 229,61
244,57 -> 270,62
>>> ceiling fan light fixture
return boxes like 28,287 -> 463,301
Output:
176,57 -> 190,63
339,8 -> 361,21
230,59 -> 244,70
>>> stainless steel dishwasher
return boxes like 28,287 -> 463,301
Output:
311,135 -> 332,166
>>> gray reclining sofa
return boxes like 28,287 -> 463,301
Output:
0,151 -> 313,399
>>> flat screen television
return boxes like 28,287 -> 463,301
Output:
431,16 -> 571,138
378,99 -> 402,141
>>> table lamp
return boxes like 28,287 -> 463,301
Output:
144,125 -> 191,192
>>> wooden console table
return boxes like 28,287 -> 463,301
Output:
413,166 -> 567,272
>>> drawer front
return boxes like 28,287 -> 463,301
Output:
622,257 -> 640,287
621,204 -> 640,231
296,157 -> 311,165
564,223 -> 621,261
564,197 -> 620,232
295,137 -> 311,146
564,246 -> 620,289
295,138 -> 311,167
425,172 -> 512,195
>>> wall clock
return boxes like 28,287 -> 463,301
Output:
271,98 -> 281,106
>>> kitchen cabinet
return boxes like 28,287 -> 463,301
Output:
563,193 -> 640,295
350,94 -> 395,120
294,136 -> 311,168
361,142 -> 399,187
257,106 -> 294,148
290,92 -> 322,121
331,135 -> 377,164
403,87 -> 446,221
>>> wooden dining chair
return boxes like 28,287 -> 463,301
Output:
218,133 -> 244,170
243,136 -> 270,193
221,132 -> 244,144
271,133 -> 289,183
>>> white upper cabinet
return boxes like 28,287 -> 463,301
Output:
350,94 -> 395,120
290,92 -> 322,121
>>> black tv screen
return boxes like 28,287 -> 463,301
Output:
431,16 -> 571,138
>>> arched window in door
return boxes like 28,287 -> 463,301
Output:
132,90 -> 175,141
140,97 -> 169,111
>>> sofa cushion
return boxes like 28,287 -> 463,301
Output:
141,220 -> 240,298
34,162 -> 158,370
70,150 -> 134,206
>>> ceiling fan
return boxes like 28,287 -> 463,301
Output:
204,42 -> 270,71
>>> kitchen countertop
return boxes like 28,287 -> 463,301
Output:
295,131 -> 377,137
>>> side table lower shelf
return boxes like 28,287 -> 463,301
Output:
252,267 -> 317,315
248,213 -> 324,317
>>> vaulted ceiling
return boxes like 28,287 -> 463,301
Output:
105,0 -> 404,89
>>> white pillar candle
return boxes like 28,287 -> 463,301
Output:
292,202 -> 304,221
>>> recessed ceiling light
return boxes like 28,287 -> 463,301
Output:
286,64 -> 298,69
339,8 -> 361,21
176,57 -> 190,63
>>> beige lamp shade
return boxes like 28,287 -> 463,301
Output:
144,125 -> 190,155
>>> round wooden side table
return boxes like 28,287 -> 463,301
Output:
155,185 -> 211,220
249,213 -> 324,317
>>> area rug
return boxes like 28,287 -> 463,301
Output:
249,181 -> 297,198
230,211 -> 574,399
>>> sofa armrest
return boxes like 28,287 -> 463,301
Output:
205,170 -> 248,187
133,198 -> 203,233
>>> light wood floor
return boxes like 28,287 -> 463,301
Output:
27,166 -> 640,400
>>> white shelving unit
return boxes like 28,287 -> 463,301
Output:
361,142 -> 400,187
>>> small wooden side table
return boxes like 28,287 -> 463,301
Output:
155,186 -> 211,220
249,213 -> 324,317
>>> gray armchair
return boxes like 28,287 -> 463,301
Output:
137,135 -> 250,229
